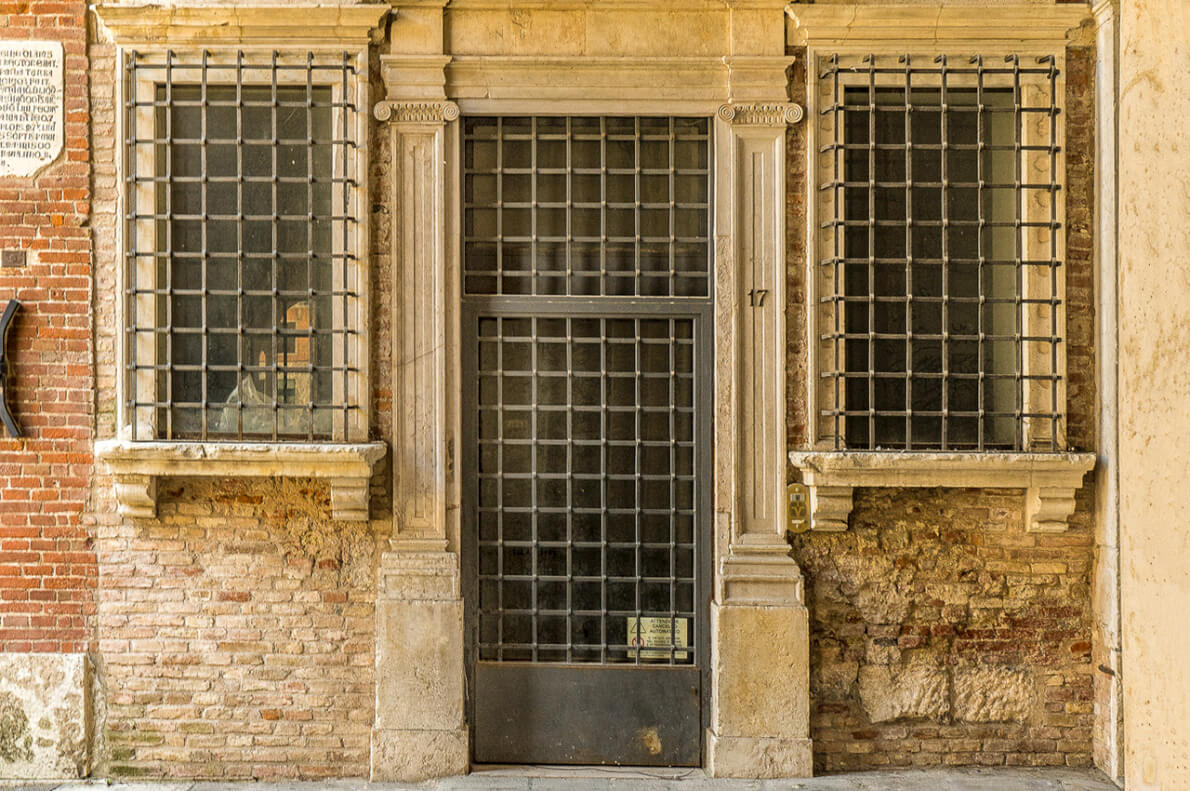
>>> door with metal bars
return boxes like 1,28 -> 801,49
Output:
461,115 -> 713,766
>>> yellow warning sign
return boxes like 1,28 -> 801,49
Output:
627,617 -> 689,661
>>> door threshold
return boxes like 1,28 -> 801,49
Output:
469,764 -> 706,780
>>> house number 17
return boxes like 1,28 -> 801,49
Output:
748,288 -> 769,307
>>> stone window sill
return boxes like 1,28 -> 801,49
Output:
95,439 -> 387,522
788,451 -> 1097,533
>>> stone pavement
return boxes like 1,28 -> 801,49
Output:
2,767 -> 1120,791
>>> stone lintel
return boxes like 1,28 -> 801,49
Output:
95,3 -> 389,46
789,450 -> 1096,533
95,440 -> 387,521
786,3 -> 1094,49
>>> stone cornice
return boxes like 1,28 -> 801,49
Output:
718,102 -> 803,126
94,3 -> 390,46
785,3 -> 1093,48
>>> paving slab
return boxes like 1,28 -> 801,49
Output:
0,767 -> 1120,791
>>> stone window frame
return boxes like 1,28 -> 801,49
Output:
92,3 -> 390,521
786,3 -> 1096,534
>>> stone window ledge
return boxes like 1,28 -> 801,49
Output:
788,451 -> 1097,533
95,439 -> 387,522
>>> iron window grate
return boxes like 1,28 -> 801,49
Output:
463,116 -> 711,298
815,53 -> 1065,451
123,50 -> 362,441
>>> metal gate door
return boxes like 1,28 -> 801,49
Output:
461,116 -> 712,766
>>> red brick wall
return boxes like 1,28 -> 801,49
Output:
0,1 -> 95,653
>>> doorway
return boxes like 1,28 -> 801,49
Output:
460,115 -> 713,766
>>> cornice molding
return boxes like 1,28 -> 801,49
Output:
442,0 -> 786,9
785,3 -> 1093,48
373,100 -> 460,123
718,102 -> 803,125
94,3 -> 389,46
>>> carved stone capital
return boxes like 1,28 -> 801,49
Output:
718,103 -> 803,126
373,100 -> 459,124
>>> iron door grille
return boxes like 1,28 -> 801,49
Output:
462,116 -> 712,670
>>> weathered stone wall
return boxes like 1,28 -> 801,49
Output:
1117,0 -> 1190,788
0,0 -> 94,656
84,31 -> 394,780
789,488 -> 1093,771
785,40 -> 1097,773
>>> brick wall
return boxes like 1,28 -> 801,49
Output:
85,35 -> 392,778
0,2 -> 94,655
94,478 -> 377,779
785,42 -> 1097,773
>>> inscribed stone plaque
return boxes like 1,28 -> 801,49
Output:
0,42 -> 64,178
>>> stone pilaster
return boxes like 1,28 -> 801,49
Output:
371,89 -> 468,781
708,101 -> 812,778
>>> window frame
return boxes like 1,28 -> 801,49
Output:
115,44 -> 373,445
805,45 -> 1070,454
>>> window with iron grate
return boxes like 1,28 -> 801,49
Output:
123,50 -> 366,441
813,53 -> 1066,452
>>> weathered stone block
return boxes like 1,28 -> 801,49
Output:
0,654 -> 89,779
370,727 -> 467,782
953,666 -> 1034,723
712,602 -> 809,741
707,733 -> 812,778
857,664 -> 949,723
374,596 -> 464,733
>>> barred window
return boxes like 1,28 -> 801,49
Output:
814,54 -> 1065,451
123,51 -> 365,441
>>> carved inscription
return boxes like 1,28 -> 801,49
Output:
0,42 -> 63,177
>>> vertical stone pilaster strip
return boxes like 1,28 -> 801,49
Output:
372,99 -> 468,782
388,103 -> 457,549
708,102 -> 812,779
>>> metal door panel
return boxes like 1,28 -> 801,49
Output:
474,662 -> 701,766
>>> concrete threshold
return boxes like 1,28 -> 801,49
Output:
3,766 -> 1120,791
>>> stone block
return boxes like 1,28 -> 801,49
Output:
374,597 -> 464,732
0,654 -> 89,779
706,733 -> 812,778
370,727 -> 467,782
711,601 -> 809,741
857,664 -> 949,723
953,666 -> 1034,723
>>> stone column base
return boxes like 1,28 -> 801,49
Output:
370,727 -> 468,782
706,732 -> 813,778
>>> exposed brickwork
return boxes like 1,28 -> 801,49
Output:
93,477 -> 376,779
0,2 -> 94,654
785,42 -> 1097,773
84,33 -> 393,780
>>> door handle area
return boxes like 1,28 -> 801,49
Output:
0,299 -> 21,438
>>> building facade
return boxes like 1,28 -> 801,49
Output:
0,0 -> 1185,787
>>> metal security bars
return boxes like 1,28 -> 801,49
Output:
814,54 -> 1065,452
463,115 -> 712,669
473,315 -> 699,665
123,51 -> 363,441
463,116 -> 711,298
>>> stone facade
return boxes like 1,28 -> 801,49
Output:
5,0 -> 1182,785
